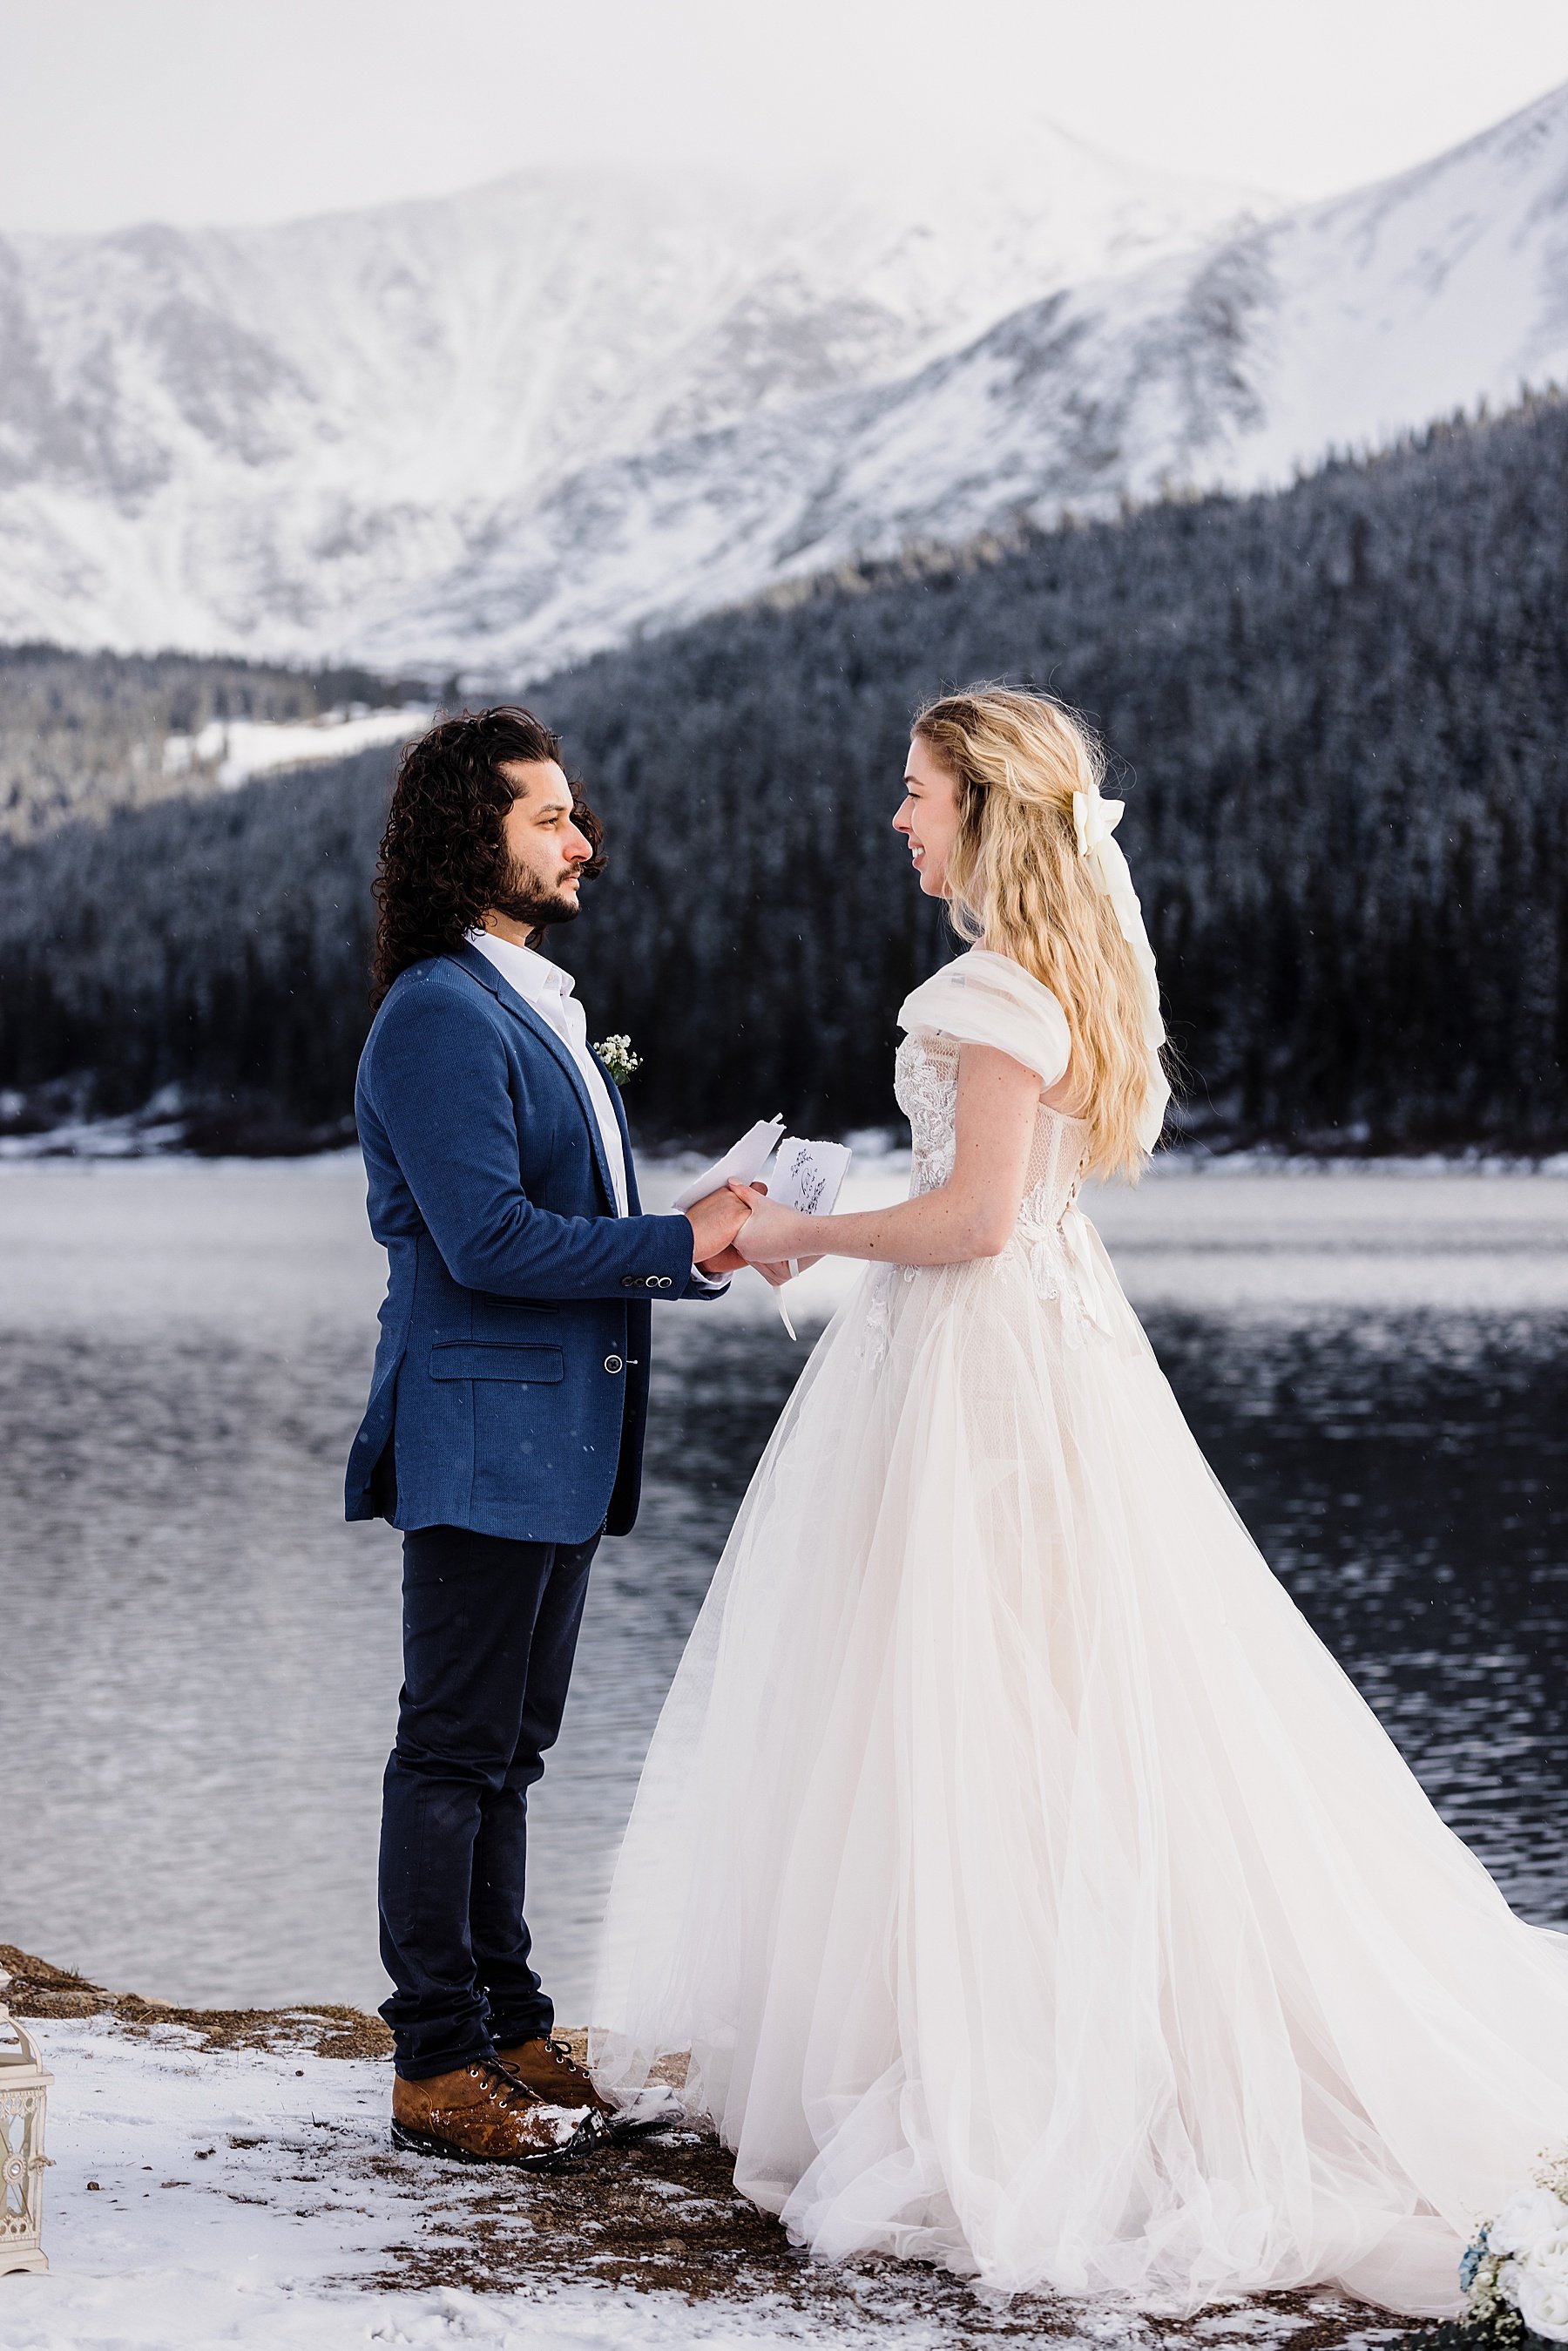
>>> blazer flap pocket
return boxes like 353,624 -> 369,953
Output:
429,1343 -> 566,1384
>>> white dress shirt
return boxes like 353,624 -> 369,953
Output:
466,929 -> 631,1216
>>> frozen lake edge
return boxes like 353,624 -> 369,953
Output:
3,1148 -> 1566,1332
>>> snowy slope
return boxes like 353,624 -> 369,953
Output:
4,84 -> 1565,681
358,78 -> 1568,676
0,131 -> 1259,666
160,701 -> 432,789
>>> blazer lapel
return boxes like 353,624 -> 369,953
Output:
598,1045 -> 642,1214
449,944 -> 619,1214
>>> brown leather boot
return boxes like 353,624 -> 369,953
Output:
494,2036 -> 673,2142
391,2055 -> 605,2167
494,2035 -> 628,2129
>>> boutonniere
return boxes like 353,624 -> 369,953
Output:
594,1033 -> 642,1088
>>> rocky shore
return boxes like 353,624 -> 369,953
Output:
3,1945 -> 1421,2350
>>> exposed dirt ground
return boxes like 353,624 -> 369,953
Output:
3,1944 -> 1443,2349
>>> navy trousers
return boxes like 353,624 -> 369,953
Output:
377,1522 -> 598,2080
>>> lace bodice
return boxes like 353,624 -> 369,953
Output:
896,1030 -> 1089,1230
886,1027 -> 1108,1346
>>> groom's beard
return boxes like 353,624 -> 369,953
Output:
487,852 -> 582,932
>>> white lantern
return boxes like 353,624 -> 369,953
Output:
0,1971 -> 52,2276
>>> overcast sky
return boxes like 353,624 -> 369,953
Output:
3,0 -> 1568,233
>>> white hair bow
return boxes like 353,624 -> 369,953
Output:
1071,787 -> 1170,1152
1073,786 -> 1124,866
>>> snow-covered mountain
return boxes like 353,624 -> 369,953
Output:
0,131 -> 1260,669
362,79 -> 1568,679
4,83 -> 1567,681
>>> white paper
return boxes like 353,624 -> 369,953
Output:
768,1137 -> 853,1339
770,1136 -> 852,1218
669,1115 -> 786,1212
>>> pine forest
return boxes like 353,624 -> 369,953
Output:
2,396 -> 1565,1155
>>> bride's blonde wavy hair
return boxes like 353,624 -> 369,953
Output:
912,684 -> 1162,1181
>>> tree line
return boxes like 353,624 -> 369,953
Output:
1,394 -> 1565,1151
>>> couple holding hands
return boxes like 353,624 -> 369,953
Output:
348,693 -> 1568,2322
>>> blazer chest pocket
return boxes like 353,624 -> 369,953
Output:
429,1343 -> 566,1384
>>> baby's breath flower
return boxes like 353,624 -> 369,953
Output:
595,1034 -> 642,1088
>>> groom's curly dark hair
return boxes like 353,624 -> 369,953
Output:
370,705 -> 605,1006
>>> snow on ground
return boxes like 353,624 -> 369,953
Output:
161,705 -> 432,790
5,2015 -> 828,2351
6,2011 -> 1408,2351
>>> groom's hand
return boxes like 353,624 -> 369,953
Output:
686,1181 -> 754,1274
693,1182 -> 768,1276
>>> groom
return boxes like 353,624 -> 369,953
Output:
345,706 -> 751,2167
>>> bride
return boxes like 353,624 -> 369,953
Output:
591,684 -> 1568,2319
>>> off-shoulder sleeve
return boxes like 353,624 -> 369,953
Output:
897,950 -> 1071,1088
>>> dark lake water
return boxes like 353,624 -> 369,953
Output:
2,1162 -> 1565,2018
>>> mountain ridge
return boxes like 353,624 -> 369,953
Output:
366,77 -> 1568,679
3,84 -> 1567,675
0,131 -> 1270,664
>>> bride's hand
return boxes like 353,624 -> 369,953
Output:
727,1182 -> 818,1265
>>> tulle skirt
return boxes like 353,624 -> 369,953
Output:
592,1224 -> 1568,2317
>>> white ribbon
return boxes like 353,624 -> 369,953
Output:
1071,787 -> 1170,1152
1059,1205 -> 1115,1337
1017,1193 -> 1114,1340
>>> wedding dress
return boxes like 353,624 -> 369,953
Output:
593,948 -> 1568,2320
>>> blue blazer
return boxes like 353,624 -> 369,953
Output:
345,943 -> 715,1544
